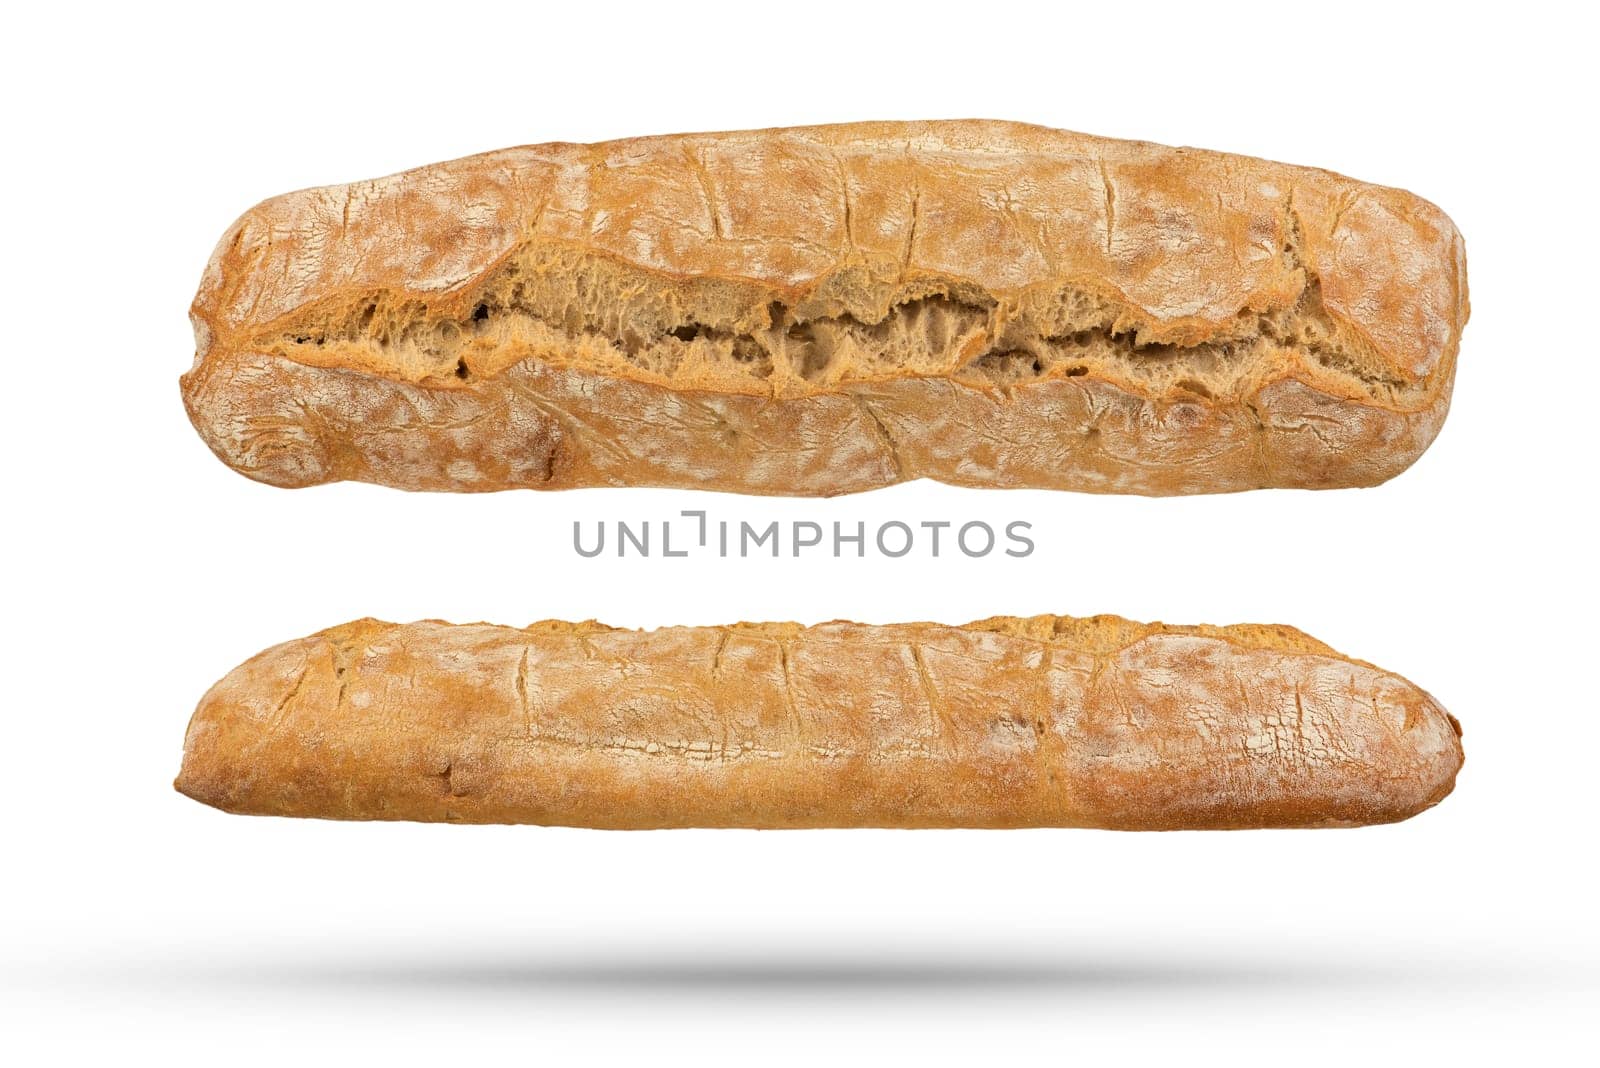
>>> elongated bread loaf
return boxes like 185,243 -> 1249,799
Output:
175,615 -> 1462,829
182,120 -> 1467,496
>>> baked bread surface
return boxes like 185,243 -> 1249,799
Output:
175,615 -> 1463,829
183,120 -> 1468,495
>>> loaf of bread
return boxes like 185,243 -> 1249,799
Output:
175,615 -> 1462,829
182,120 -> 1467,496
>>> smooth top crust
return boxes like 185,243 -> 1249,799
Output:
174,613 -> 1464,829
190,120 -> 1467,402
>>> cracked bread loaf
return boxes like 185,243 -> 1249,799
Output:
175,615 -> 1463,829
182,120 -> 1468,496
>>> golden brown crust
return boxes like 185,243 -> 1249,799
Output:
182,120 -> 1467,495
175,614 -> 1463,829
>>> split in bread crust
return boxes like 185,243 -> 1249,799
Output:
182,120 -> 1468,496
175,615 -> 1463,829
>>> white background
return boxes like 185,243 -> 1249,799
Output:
4,1 -> 1595,1062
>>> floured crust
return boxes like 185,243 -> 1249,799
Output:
183,120 -> 1467,495
175,614 -> 1464,829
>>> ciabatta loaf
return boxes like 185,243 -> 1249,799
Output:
175,615 -> 1463,829
182,121 -> 1467,496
